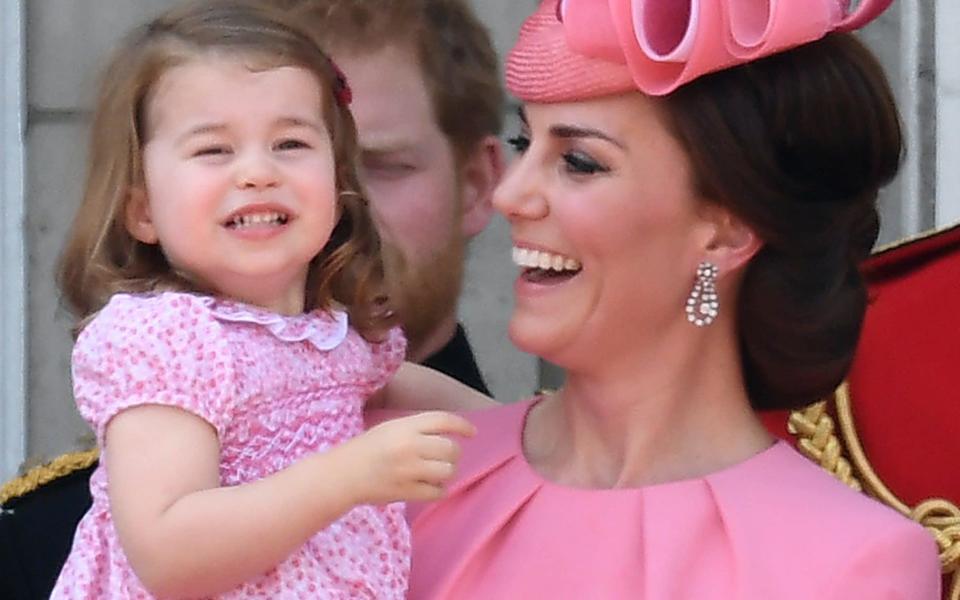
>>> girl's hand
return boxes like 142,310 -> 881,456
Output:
344,411 -> 477,505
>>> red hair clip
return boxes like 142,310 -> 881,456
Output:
329,60 -> 352,106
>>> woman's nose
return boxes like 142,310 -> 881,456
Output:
235,150 -> 279,189
492,153 -> 548,221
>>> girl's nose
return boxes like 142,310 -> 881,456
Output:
492,153 -> 548,221
235,150 -> 279,189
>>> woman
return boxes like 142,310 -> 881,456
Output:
406,1 -> 942,598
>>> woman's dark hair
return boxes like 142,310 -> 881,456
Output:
661,33 -> 902,411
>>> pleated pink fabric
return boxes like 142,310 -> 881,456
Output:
408,399 -> 941,600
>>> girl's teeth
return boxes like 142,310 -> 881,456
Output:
230,212 -> 286,228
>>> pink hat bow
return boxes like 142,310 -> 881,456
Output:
507,0 -> 894,100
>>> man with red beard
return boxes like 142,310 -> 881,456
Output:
295,0 -> 505,394
0,3 -> 504,598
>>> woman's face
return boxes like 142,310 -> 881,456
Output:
494,93 -> 716,368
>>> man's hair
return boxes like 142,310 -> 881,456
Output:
282,0 -> 505,162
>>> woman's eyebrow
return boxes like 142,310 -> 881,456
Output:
518,105 -> 625,149
548,124 -> 625,150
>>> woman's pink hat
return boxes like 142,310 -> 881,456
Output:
506,0 -> 894,102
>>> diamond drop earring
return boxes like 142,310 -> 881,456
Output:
685,262 -> 719,327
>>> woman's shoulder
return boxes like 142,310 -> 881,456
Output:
405,399 -> 532,522
460,396 -> 534,428
714,441 -> 924,530
431,398 -> 532,486
708,442 -> 940,596
457,398 -> 533,458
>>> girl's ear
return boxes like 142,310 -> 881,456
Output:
125,187 -> 159,244
700,205 -> 762,274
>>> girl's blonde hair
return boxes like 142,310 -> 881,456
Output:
58,0 -> 395,338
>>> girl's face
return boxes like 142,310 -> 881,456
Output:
128,55 -> 337,315
494,94 -> 716,370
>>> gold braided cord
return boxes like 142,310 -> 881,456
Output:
833,383 -> 960,599
787,401 -> 862,492
0,448 -> 99,505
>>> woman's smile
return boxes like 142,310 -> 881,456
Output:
512,245 -> 583,286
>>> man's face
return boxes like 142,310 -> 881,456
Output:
335,44 -> 468,358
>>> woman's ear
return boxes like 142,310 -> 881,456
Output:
701,206 -> 762,274
125,187 -> 159,244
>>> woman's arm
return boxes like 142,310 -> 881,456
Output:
370,362 -> 498,412
106,404 -> 474,598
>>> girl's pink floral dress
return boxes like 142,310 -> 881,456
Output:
51,292 -> 408,599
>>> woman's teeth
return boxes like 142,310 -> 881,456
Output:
228,212 -> 289,228
512,247 -> 582,272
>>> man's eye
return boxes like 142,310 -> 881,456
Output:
506,134 -> 530,153
563,151 -> 608,175
275,139 -> 310,151
362,161 -> 416,176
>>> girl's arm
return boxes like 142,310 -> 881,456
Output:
106,404 -> 474,598
369,362 -> 498,412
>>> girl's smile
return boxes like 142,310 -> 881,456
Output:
222,202 -> 294,240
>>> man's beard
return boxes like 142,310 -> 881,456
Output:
383,233 -> 466,360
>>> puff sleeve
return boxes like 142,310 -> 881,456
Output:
72,293 -> 237,445
356,325 -> 406,394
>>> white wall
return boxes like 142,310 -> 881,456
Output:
938,0 -> 960,226
1,0 -> 26,481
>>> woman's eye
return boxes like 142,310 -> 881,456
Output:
275,139 -> 310,151
563,151 -> 608,175
506,134 -> 531,154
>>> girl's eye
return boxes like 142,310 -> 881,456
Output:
275,139 -> 310,151
506,134 -> 530,154
194,146 -> 230,157
562,151 -> 609,175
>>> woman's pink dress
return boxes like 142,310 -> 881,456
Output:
52,292 -> 409,599
409,399 -> 942,599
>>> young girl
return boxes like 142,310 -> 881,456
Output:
50,1 -> 485,598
